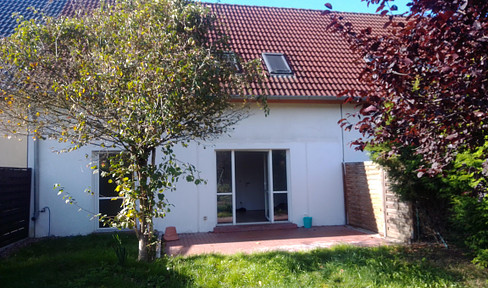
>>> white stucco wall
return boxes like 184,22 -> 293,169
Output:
342,105 -> 371,163
31,102 -> 369,237
0,136 -> 27,168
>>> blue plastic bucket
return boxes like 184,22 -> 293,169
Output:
303,217 -> 312,228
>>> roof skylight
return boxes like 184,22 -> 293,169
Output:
262,53 -> 293,75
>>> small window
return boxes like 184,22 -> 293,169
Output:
262,53 -> 292,75
223,51 -> 242,73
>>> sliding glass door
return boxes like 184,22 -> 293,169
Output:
216,150 -> 289,225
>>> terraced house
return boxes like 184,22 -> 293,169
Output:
1,0 -> 407,241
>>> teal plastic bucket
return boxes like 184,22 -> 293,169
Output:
303,217 -> 312,228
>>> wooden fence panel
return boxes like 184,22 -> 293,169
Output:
343,162 -> 413,242
343,162 -> 385,235
0,167 -> 32,248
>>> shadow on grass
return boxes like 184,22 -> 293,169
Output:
1,234 -> 487,287
0,233 -> 193,288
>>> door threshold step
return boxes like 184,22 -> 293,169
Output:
213,223 -> 297,233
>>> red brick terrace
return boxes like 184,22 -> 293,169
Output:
165,225 -> 389,256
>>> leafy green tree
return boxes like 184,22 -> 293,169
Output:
0,0 -> 262,261
325,0 -> 488,176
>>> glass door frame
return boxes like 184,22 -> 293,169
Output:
216,149 -> 289,226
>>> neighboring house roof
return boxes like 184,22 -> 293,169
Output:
0,0 -> 109,37
1,0 -> 390,100
0,0 -> 67,37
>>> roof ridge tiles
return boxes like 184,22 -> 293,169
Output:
205,2 -> 391,16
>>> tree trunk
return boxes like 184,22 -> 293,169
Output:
136,150 -> 155,262
137,211 -> 155,262
138,233 -> 149,262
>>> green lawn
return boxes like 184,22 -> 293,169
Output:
1,233 -> 487,287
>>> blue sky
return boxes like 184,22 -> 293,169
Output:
201,0 -> 412,14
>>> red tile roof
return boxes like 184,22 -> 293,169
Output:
2,1 -> 390,100
208,3 -> 390,99
61,0 -> 113,17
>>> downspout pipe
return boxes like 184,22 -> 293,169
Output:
340,104 -> 348,224
30,137 -> 40,237
28,109 -> 40,237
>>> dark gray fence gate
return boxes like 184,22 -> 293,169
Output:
0,167 -> 32,248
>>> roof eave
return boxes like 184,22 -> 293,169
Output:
231,94 -> 361,104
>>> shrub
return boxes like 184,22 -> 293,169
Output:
369,142 -> 488,267
367,144 -> 452,240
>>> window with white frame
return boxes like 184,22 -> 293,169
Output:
216,151 -> 233,224
272,150 -> 288,221
96,151 -> 125,228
